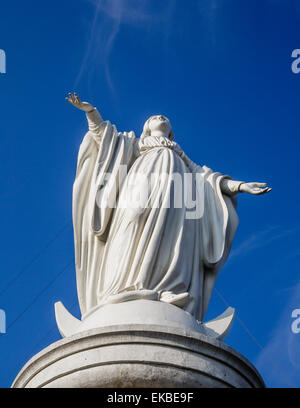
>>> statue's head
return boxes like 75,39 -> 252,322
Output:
141,115 -> 174,140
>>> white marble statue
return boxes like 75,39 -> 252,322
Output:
65,93 -> 271,324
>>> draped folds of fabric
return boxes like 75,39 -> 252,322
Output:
73,110 -> 239,321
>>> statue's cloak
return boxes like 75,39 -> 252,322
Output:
73,113 -> 238,321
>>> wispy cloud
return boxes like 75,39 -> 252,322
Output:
74,0 -> 102,89
74,0 -> 175,92
196,0 -> 222,48
229,225 -> 299,261
255,280 -> 300,387
74,0 -> 223,92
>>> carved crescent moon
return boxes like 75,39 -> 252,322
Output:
55,301 -> 235,341
202,307 -> 235,341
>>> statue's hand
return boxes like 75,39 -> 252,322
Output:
239,182 -> 272,195
65,93 -> 94,113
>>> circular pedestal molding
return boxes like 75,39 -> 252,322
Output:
12,324 -> 265,388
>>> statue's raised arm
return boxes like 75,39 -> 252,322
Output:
66,92 -> 95,113
66,93 -> 138,315
66,92 -> 107,146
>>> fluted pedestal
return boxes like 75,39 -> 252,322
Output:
12,323 -> 264,388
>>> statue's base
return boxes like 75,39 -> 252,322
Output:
12,324 -> 264,388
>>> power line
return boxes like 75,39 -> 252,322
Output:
13,300 -> 78,379
7,260 -> 74,330
27,300 -> 78,358
0,220 -> 72,298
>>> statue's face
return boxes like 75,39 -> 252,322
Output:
148,115 -> 172,137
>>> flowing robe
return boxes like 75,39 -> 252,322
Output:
73,109 -> 239,321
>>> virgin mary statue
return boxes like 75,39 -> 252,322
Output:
66,93 -> 271,323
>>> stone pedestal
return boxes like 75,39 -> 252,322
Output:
12,323 -> 264,388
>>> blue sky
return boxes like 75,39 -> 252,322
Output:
0,0 -> 299,388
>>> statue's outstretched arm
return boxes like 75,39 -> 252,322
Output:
173,144 -> 272,197
66,93 -> 104,144
220,178 -> 272,196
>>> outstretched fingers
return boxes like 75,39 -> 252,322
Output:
66,92 -> 80,105
74,93 -> 81,104
69,93 -> 75,103
253,187 -> 272,195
